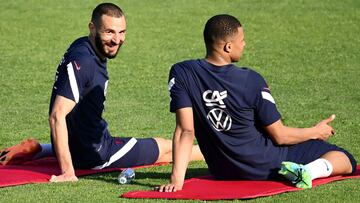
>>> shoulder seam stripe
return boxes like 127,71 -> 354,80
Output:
261,91 -> 275,104
67,62 -> 80,103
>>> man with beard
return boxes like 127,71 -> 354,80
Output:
0,3 -> 204,182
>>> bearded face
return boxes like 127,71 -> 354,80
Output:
91,15 -> 126,59
94,31 -> 122,59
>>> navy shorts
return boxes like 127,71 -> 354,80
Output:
285,140 -> 357,173
110,137 -> 159,168
93,137 -> 159,169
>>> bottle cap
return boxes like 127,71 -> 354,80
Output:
118,176 -> 127,184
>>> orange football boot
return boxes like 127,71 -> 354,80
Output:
0,138 -> 41,165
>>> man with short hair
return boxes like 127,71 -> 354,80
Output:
0,3 -> 204,183
159,14 -> 356,192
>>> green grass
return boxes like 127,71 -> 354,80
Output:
0,0 -> 359,202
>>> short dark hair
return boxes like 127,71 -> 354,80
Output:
203,14 -> 242,48
91,3 -> 124,26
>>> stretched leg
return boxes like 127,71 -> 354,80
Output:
103,137 -> 204,168
280,140 -> 356,189
280,150 -> 354,189
33,143 -> 54,159
153,137 -> 204,163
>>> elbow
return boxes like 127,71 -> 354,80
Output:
48,112 -> 66,141
272,135 -> 287,145
175,127 -> 195,139
182,129 -> 195,137
48,111 -> 64,129
48,113 -> 57,127
268,129 -> 288,145
180,129 -> 195,142
265,120 -> 290,145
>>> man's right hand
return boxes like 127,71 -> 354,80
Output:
50,173 -> 78,183
49,95 -> 77,183
158,179 -> 184,192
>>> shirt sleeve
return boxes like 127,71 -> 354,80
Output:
250,71 -> 281,126
168,64 -> 192,112
55,56 -> 94,103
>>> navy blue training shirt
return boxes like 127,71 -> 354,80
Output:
49,36 -> 112,168
169,59 -> 288,180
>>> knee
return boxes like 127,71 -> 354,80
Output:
322,151 -> 355,174
153,137 -> 172,153
335,151 -> 356,174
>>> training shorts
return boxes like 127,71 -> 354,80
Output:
92,137 -> 159,169
285,139 -> 357,173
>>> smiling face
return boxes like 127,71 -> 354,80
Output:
90,15 -> 126,59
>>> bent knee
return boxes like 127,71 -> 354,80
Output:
153,137 -> 171,147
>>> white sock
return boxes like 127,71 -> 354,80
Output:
33,143 -> 54,159
305,158 -> 333,180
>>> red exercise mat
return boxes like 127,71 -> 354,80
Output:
122,165 -> 360,200
0,157 -> 167,188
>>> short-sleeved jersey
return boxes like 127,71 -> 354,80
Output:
168,59 -> 288,180
49,37 -> 112,168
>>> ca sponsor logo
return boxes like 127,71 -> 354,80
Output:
203,90 -> 227,108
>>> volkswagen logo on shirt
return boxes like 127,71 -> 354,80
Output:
203,90 -> 232,131
207,108 -> 232,131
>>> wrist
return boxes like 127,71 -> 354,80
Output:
61,166 -> 75,176
309,126 -> 319,139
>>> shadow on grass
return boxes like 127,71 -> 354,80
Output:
81,167 -> 210,187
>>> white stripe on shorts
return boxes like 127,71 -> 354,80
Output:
67,62 -> 80,103
92,137 -> 138,170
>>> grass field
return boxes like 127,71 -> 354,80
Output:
0,0 -> 359,202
